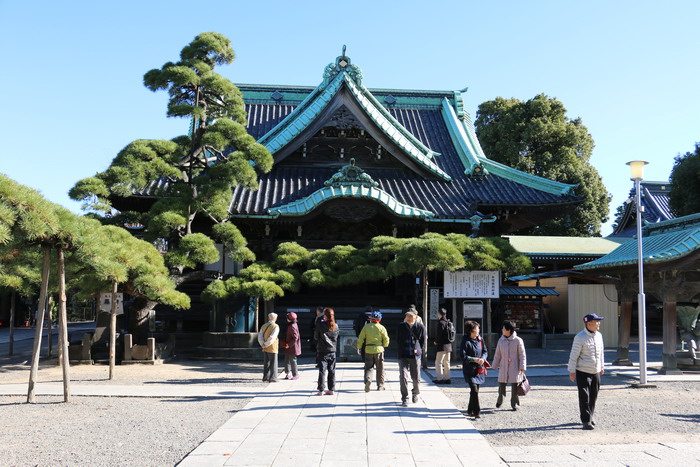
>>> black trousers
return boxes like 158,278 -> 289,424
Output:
468,382 -> 481,415
575,370 -> 600,424
498,382 -> 520,408
317,352 -> 336,392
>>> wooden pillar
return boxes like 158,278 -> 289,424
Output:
659,300 -> 682,374
613,301 -> 634,365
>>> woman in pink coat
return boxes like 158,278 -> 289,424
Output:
491,320 -> 526,410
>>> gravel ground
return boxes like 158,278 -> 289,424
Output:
0,357 -> 269,467
439,344 -> 700,447
3,337 -> 700,465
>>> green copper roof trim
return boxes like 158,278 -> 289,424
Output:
441,98 -> 486,176
254,53 -> 451,182
257,71 -> 345,153
267,184 -> 436,219
342,77 -> 451,181
480,158 -> 577,196
266,159 -> 436,219
441,93 -> 576,195
576,226 -> 700,270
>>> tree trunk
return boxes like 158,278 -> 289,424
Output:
27,246 -> 51,403
46,296 -> 53,358
421,268 -> 429,369
8,291 -> 15,356
57,247 -> 71,402
128,297 -> 158,345
109,280 -> 118,380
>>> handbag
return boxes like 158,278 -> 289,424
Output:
476,339 -> 490,375
517,374 -> 531,396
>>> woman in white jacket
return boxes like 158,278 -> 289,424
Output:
491,320 -> 526,411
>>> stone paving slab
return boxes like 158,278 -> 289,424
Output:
178,362 -> 504,466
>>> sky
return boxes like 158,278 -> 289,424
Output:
1,1 -> 698,236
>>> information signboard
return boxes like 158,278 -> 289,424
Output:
443,271 -> 500,298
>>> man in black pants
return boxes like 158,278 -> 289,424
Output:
397,308 -> 426,407
567,313 -> 605,430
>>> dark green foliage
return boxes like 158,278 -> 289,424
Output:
0,174 -> 188,308
475,94 -> 610,236
69,33 -> 274,306
203,233 -> 532,302
669,143 -> 700,216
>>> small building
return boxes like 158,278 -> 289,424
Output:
504,235 -> 621,340
577,213 -> 700,373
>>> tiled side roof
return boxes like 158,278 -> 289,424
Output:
577,214 -> 700,270
610,181 -> 674,237
500,286 -> 560,296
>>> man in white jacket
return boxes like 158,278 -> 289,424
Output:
567,313 -> 605,430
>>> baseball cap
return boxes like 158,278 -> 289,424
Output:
583,313 -> 604,322
287,312 -> 298,320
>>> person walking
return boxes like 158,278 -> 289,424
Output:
397,307 -> 426,407
568,313 -> 605,430
310,306 -> 324,352
492,319 -> 526,411
357,310 -> 390,392
354,305 -> 373,337
460,320 -> 488,418
314,307 -> 340,395
257,313 -> 280,383
282,312 -> 301,380
433,308 -> 454,384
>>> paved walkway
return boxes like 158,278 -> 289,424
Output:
177,361 -> 503,467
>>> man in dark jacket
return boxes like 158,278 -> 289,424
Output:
354,305 -> 373,337
433,308 -> 452,384
397,308 -> 426,407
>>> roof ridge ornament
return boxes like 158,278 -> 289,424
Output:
323,45 -> 363,86
324,158 -> 378,188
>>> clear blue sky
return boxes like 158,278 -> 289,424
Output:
1,1 -> 698,235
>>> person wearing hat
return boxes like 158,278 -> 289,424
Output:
357,310 -> 390,392
397,307 -> 426,406
567,313 -> 605,430
282,312 -> 301,380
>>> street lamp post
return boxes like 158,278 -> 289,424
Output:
627,160 -> 648,385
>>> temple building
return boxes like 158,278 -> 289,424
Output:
150,50 -> 584,351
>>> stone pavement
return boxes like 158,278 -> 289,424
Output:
177,361 -> 503,467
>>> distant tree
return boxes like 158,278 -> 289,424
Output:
69,33 -> 273,340
610,202 -> 629,233
475,94 -> 610,236
669,143 -> 700,216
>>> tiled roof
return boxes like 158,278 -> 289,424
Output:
609,181 -> 674,238
499,286 -> 560,296
231,105 -> 581,219
577,213 -> 700,270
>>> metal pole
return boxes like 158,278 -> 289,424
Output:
635,179 -> 648,385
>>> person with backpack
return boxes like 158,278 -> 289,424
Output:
356,310 -> 390,392
433,308 -> 455,384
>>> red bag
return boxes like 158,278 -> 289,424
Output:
476,339 -> 490,375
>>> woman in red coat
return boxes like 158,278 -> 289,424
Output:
282,312 -> 301,379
